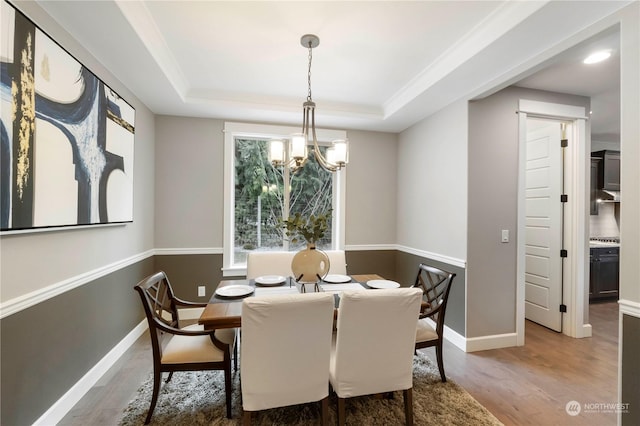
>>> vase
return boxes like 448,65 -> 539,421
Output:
291,243 -> 330,283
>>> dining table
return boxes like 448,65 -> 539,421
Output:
198,274 -> 385,330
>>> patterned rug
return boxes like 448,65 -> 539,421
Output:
119,352 -> 502,425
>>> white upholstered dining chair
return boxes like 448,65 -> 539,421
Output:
324,250 -> 347,275
330,288 -> 423,426
245,251 -> 295,279
246,249 -> 347,278
240,292 -> 335,425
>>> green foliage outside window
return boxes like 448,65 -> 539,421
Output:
234,138 -> 333,260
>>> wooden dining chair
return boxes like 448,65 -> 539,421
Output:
134,271 -> 237,423
411,263 -> 456,382
240,292 -> 335,425
330,288 -> 423,426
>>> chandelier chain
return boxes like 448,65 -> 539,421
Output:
307,43 -> 313,102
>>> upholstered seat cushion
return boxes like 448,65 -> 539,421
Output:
415,318 -> 438,343
161,324 -> 229,364
182,323 -> 237,346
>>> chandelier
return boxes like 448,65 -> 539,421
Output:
269,34 -> 349,172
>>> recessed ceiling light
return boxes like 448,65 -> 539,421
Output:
583,50 -> 611,64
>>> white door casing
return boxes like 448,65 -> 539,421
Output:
517,99 -> 590,345
524,119 -> 563,332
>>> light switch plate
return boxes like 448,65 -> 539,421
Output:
198,285 -> 206,297
501,229 -> 509,243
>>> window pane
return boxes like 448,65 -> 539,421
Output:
289,146 -> 333,251
234,138 -> 284,264
233,139 -> 334,265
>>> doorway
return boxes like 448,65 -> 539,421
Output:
516,99 -> 590,344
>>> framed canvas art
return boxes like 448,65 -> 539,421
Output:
1,1 -> 135,232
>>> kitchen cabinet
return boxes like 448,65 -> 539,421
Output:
589,246 -> 619,301
592,150 -> 620,191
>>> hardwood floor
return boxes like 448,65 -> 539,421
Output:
59,302 -> 618,425
426,301 -> 619,426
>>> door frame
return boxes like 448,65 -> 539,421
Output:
516,99 -> 591,344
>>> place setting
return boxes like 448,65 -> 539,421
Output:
319,274 -> 367,294
254,275 -> 287,286
366,279 -> 401,289
214,284 -> 254,299
253,275 -> 300,297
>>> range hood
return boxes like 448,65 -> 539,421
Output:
597,189 -> 621,202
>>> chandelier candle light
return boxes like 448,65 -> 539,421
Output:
269,34 -> 349,173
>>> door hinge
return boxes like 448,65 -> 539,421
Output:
560,249 -> 568,258
560,194 -> 568,203
561,139 -> 568,148
560,304 -> 567,313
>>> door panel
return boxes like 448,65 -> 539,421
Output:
524,119 -> 563,332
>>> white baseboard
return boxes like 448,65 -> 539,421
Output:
423,315 -> 519,352
33,320 -> 148,426
422,317 -> 468,352
465,332 -> 519,352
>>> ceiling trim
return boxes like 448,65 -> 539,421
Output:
115,0 -> 188,99
383,0 -> 549,118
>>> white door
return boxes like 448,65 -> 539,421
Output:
524,119 -> 563,332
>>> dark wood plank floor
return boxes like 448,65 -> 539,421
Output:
59,302 -> 618,425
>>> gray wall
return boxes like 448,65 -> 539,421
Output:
154,117 -> 225,249
467,86 -> 590,338
0,258 -> 155,425
397,100 -> 468,261
154,116 -> 398,251
618,2 -> 640,417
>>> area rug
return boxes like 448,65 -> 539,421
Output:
119,353 -> 502,425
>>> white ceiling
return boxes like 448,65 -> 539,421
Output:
33,1 -> 624,138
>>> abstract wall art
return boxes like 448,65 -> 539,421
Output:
1,1 -> 135,232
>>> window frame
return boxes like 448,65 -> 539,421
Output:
223,122 -> 347,276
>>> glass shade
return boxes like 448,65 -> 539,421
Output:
325,148 -> 336,165
332,139 -> 349,164
290,133 -> 307,159
269,139 -> 285,163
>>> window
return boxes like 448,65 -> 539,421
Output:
223,122 -> 346,276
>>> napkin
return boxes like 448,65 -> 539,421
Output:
319,283 -> 366,294
254,286 -> 300,297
